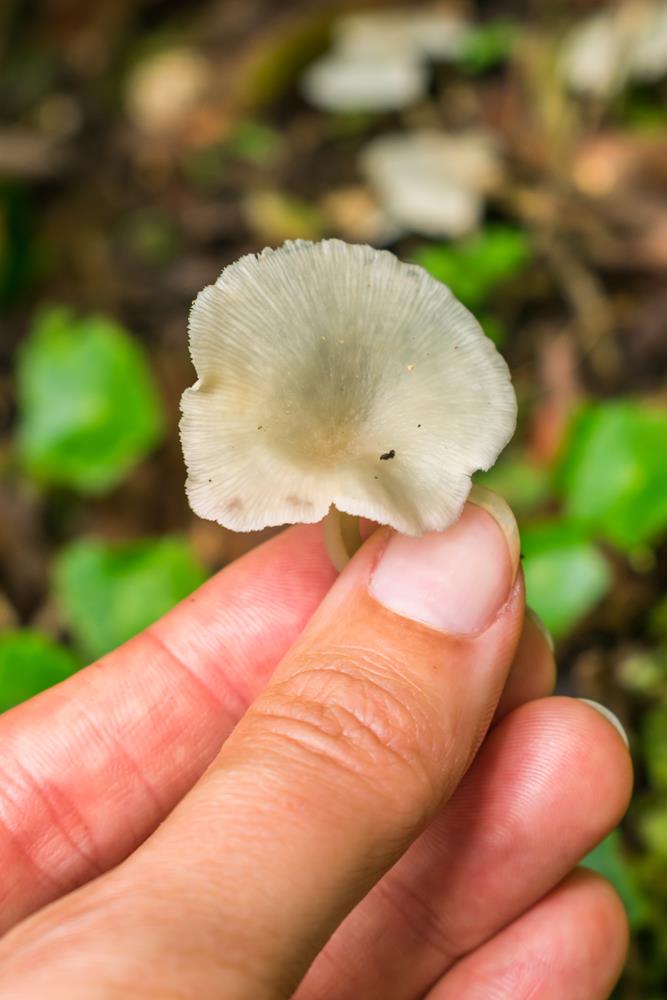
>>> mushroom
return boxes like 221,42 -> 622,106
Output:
360,130 -> 502,239
335,8 -> 470,61
560,1 -> 667,98
631,0 -> 667,81
180,239 -> 516,566
301,6 -> 470,113
559,11 -> 626,99
126,48 -> 209,136
301,54 -> 427,114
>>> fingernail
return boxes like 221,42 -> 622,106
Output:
370,492 -> 519,635
526,607 -> 554,653
578,699 -> 629,748
467,486 -> 521,579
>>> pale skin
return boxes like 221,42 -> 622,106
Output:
0,504 -> 632,999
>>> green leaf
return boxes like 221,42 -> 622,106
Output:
639,803 -> 667,858
649,595 -> 667,640
412,226 -> 531,313
457,20 -> 519,74
54,536 -> 208,660
477,313 -> 506,347
126,212 -> 181,265
582,831 -> 647,929
0,630 -> 80,712
521,520 -> 612,637
560,401 -> 667,550
227,120 -> 283,165
17,307 -> 165,493
617,647 -> 667,694
475,453 -> 552,516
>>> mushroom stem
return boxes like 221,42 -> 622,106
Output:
323,504 -> 363,571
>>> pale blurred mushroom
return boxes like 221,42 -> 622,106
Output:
335,8 -> 470,61
301,54 -> 427,113
301,6 -> 470,112
631,0 -> 667,81
360,130 -> 502,239
560,11 -> 626,99
561,1 -> 667,97
180,239 -> 516,563
126,47 -> 209,136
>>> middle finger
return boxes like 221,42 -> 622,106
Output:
297,696 -> 632,1000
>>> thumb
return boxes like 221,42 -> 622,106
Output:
0,490 -> 523,1000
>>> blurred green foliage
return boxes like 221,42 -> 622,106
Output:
583,832 -> 647,930
482,396 -> 667,637
558,402 -> 667,551
521,520 -> 612,637
16,308 -> 164,493
227,120 -> 284,166
457,20 -> 519,74
413,227 -> 531,344
413,227 -> 531,312
642,707 -> 667,792
475,454 -> 551,517
0,630 -> 81,711
54,536 -> 207,660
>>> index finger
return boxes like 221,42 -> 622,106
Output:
0,523 -> 336,932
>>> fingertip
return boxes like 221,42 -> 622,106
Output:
508,696 -> 634,824
566,867 -> 631,975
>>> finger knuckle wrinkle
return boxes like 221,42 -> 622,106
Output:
378,875 -> 460,963
252,650 -> 434,795
0,758 -> 100,897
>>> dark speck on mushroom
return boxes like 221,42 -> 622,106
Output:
380,449 -> 396,461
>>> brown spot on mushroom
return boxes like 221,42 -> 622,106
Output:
380,449 -> 395,461
225,497 -> 243,512
286,495 -> 313,508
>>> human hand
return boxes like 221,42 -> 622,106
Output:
0,495 -> 631,998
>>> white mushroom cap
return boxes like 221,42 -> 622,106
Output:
300,6 -> 470,113
631,0 -> 667,81
301,53 -> 426,113
360,130 -> 502,239
126,48 -> 209,135
560,2 -> 667,97
335,9 -> 470,61
560,11 -> 625,98
180,239 -> 516,536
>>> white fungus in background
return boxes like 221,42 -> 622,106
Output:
180,240 -> 516,537
126,48 -> 209,135
360,130 -> 502,239
335,9 -> 470,61
301,6 -> 470,113
301,54 -> 427,114
561,1 -> 667,97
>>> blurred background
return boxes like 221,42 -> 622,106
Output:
1,0 -> 666,993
